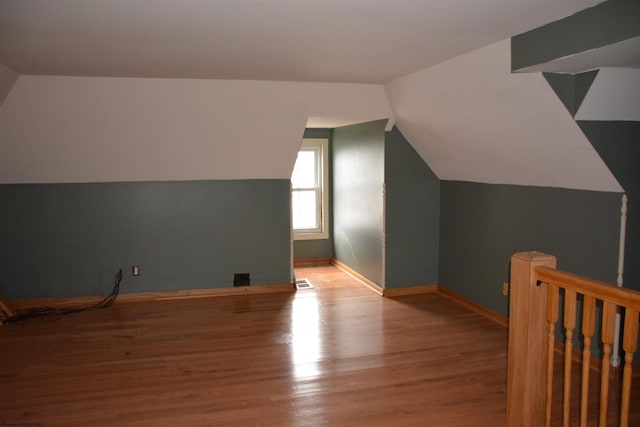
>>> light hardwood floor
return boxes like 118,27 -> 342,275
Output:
1,265 -> 509,426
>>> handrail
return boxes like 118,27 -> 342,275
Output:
535,266 -> 640,311
507,252 -> 640,427
536,267 -> 640,427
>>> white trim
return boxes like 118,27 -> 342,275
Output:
381,181 -> 386,289
292,138 -> 329,241
289,181 -> 295,282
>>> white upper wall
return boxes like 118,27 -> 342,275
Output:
576,67 -> 640,121
0,76 -> 392,183
385,39 -> 622,193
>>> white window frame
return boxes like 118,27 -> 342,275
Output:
292,138 -> 329,240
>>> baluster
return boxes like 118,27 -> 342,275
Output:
599,301 -> 616,427
546,284 -> 559,427
620,309 -> 639,427
580,295 -> 596,427
563,289 -> 577,427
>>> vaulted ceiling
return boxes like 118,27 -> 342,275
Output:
0,0 -> 634,192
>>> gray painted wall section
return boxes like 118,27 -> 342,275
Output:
332,120 -> 385,285
439,181 -> 621,317
541,74 -> 639,291
293,128 -> 333,259
543,70 -> 599,116
293,239 -> 333,259
579,121 -> 640,292
302,128 -> 331,139
384,127 -> 440,288
512,0 -> 640,71
0,179 -> 292,300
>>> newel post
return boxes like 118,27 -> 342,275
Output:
507,252 -> 556,426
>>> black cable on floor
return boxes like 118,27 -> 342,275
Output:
3,269 -> 123,324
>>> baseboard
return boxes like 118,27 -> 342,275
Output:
294,257 -> 332,267
331,258 -> 384,296
11,295 -> 107,310
383,285 -> 439,297
327,260 -> 505,330
437,287 -> 509,328
10,283 -> 295,310
119,283 -> 295,302
390,284 -> 531,331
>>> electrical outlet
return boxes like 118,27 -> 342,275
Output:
502,282 -> 509,296
132,265 -> 140,276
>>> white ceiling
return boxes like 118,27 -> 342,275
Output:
0,0 -> 603,83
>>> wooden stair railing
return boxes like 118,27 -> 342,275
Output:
507,252 -> 640,427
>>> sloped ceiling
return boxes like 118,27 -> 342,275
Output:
385,40 -> 622,192
0,0 -> 622,190
0,76 -> 392,183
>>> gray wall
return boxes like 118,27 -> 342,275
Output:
293,239 -> 333,260
293,128 -> 333,259
0,179 -> 292,300
543,71 -> 599,117
511,0 -> 640,71
541,76 -> 640,360
579,121 -> 640,291
384,127 -> 440,288
541,73 -> 640,292
332,120 -> 385,285
439,181 -> 621,316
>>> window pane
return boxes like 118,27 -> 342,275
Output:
291,138 -> 328,240
291,149 -> 317,189
292,190 -> 318,230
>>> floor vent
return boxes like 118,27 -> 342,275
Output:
295,278 -> 314,290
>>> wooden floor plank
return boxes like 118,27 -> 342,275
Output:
0,265 -> 544,425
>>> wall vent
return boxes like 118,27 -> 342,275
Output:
295,278 -> 314,290
233,273 -> 250,287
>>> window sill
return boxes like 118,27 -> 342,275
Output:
293,231 -> 329,241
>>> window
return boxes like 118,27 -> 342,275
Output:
291,138 -> 329,240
